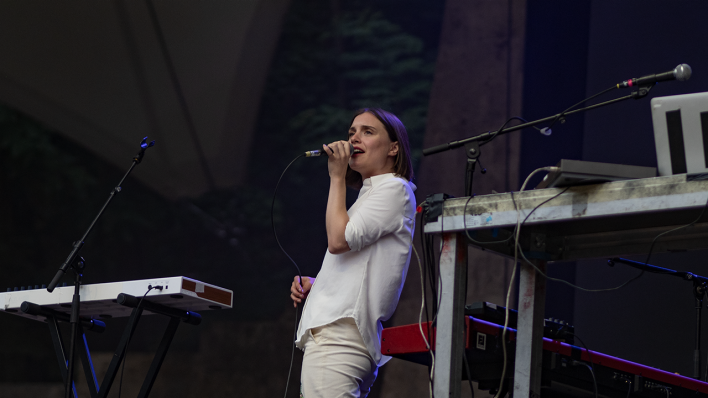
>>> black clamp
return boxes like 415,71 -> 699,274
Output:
631,84 -> 654,100
133,136 -> 156,164
422,193 -> 454,223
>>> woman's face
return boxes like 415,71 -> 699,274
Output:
348,112 -> 399,180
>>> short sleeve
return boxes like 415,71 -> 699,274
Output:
345,178 -> 414,252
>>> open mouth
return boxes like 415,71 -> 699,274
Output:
352,148 -> 364,155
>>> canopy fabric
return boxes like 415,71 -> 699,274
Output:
0,0 -> 290,198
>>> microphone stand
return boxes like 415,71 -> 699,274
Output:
608,257 -> 708,380
45,137 -> 155,398
423,84 -> 655,197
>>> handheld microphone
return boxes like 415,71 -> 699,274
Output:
305,143 -> 354,158
617,64 -> 692,88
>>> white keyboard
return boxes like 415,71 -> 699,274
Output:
0,276 -> 232,322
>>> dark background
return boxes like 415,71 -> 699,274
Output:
1,0 -> 708,396
522,0 -> 708,378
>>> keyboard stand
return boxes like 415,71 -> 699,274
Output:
22,294 -> 202,398
48,315 -> 99,397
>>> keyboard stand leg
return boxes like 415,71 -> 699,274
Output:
97,306 -> 144,398
48,316 -> 78,398
137,317 -> 181,398
77,325 -> 99,398
513,258 -> 547,398
433,232 -> 468,398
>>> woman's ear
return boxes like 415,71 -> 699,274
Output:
388,141 -> 399,157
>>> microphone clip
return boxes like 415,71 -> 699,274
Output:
631,83 -> 654,100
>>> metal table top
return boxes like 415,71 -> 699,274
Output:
424,174 -> 708,261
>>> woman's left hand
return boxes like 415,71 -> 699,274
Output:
324,140 -> 351,180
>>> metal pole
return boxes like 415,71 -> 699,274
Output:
433,232 -> 468,398
65,268 -> 82,398
513,258 -> 547,398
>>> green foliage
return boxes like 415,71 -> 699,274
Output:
247,0 -> 437,281
0,105 -> 95,202
255,2 -> 434,181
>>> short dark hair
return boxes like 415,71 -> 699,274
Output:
345,108 -> 414,189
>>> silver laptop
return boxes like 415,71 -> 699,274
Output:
651,91 -> 708,176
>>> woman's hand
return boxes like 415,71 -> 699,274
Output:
324,140 -> 351,180
324,141 -> 351,254
290,276 -> 315,308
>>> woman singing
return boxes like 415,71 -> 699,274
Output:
290,108 -> 417,397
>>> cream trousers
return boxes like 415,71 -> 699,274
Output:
300,317 -> 378,398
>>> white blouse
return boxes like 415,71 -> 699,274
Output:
295,173 -> 417,366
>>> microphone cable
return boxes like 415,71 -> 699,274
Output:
272,145 -> 352,397
572,360 -> 598,398
272,154 -> 305,287
271,153 -> 305,398
541,85 -> 617,135
418,198 -> 447,397
117,284 -> 161,398
491,169 -> 708,398
479,116 -> 545,147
